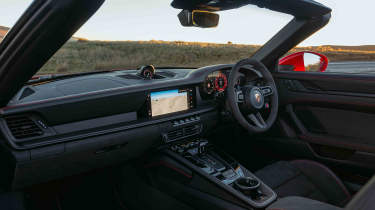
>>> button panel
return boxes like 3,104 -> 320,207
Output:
172,115 -> 201,127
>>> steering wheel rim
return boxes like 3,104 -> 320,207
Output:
227,58 -> 279,133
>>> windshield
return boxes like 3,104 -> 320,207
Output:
1,0 -> 292,75
2,0 -> 375,76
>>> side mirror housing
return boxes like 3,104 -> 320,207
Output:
178,10 -> 219,28
279,51 -> 328,72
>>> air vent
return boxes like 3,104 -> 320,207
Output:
5,115 -> 44,139
184,125 -> 201,136
157,71 -> 176,78
18,87 -> 35,100
118,73 -> 171,80
165,124 -> 202,143
118,74 -> 142,80
167,129 -> 184,141
153,74 -> 166,79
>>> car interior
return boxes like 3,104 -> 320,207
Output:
0,0 -> 375,210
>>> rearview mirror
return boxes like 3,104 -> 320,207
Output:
279,51 -> 328,72
178,10 -> 219,28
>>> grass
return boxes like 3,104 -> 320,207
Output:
37,40 -> 375,75
39,40 -> 260,74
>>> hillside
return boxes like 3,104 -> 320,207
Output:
310,45 -> 375,51
0,26 -> 86,43
39,40 -> 375,74
0,26 -> 9,41
294,45 -> 375,62
39,41 -> 261,74
0,25 -> 374,74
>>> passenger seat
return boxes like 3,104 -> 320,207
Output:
255,160 -> 351,207
267,171 -> 375,210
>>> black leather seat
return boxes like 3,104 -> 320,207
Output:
267,196 -> 341,210
255,160 -> 352,207
264,168 -> 375,210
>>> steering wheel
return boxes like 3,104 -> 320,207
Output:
227,58 -> 279,133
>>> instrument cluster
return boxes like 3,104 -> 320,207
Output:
200,70 -> 229,98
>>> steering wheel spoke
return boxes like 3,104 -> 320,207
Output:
248,113 -> 267,129
236,90 -> 244,103
259,86 -> 273,97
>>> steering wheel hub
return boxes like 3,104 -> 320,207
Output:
248,87 -> 264,110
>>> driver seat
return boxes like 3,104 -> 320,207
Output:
255,160 -> 352,207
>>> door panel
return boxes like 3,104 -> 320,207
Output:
272,71 -> 375,174
296,106 -> 375,146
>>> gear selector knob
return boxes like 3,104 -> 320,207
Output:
234,177 -> 260,197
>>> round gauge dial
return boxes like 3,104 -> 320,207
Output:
203,78 -> 215,94
215,73 -> 228,92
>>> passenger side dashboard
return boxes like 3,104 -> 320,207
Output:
0,64 -> 234,189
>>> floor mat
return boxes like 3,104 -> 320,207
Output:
26,168 -> 124,210
58,169 -> 121,210
0,192 -> 25,210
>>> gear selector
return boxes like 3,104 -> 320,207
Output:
234,177 -> 263,200
168,139 -> 277,208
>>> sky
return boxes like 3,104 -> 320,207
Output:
1,0 -> 374,46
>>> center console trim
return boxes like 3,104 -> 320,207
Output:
163,148 -> 277,208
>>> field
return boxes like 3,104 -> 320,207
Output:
39,40 -> 260,74
293,45 -> 375,62
0,26 -> 9,41
2,24 -> 375,75
39,40 -> 375,75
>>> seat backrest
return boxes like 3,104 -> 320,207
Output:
345,175 -> 375,210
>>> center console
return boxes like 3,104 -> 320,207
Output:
166,139 -> 277,208
141,95 -> 276,209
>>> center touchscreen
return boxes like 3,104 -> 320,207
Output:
150,89 -> 190,117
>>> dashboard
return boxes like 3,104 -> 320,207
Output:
0,64 -> 251,189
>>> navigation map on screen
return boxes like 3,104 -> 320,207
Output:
150,89 -> 189,117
